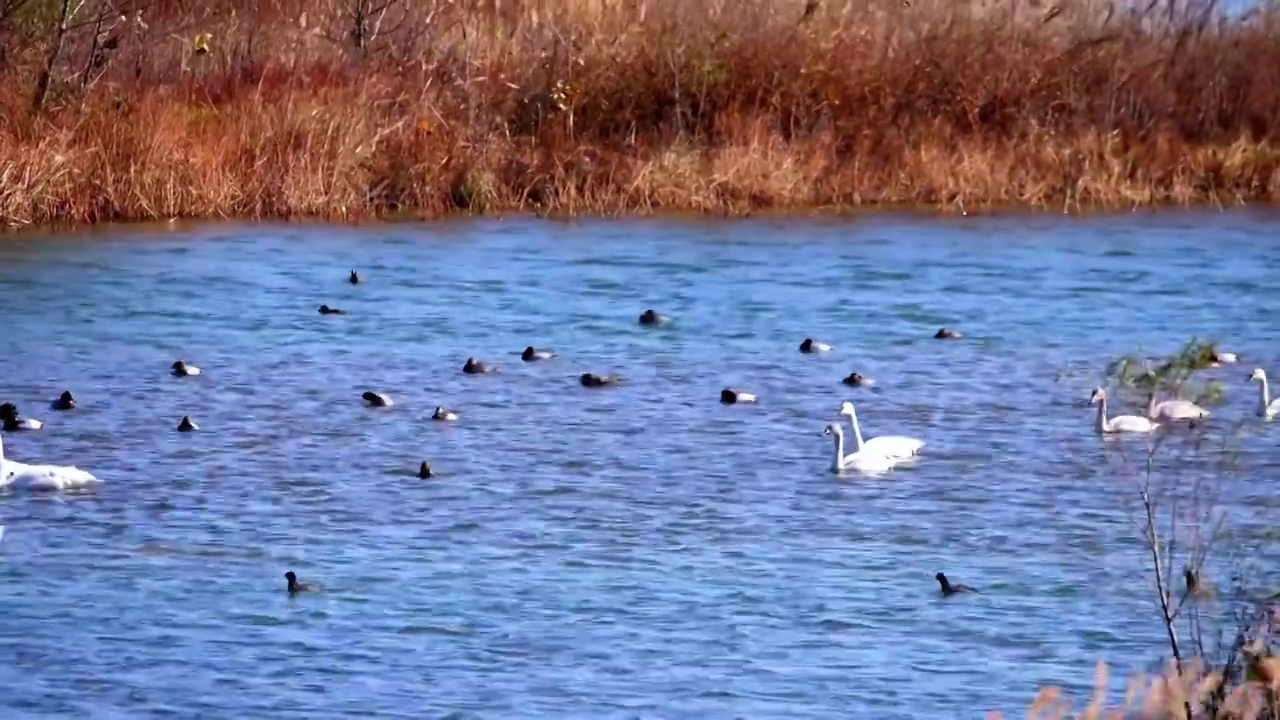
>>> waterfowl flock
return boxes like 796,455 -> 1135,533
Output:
1,268 -> 1272,600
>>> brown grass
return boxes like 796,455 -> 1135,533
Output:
1,0 -> 1278,227
1002,655 -> 1280,720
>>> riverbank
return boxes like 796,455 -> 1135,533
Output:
1,0 -> 1277,228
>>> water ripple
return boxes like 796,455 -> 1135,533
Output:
0,211 -> 1278,718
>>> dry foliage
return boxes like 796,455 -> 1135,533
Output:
0,0 -> 1278,226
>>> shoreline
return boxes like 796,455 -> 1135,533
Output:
6,200 -> 1278,239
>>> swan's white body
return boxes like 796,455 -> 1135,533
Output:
824,423 -> 897,475
1090,388 -> 1159,434
0,436 -> 99,491
1147,394 -> 1209,422
1250,369 -> 1280,419
838,401 -> 924,460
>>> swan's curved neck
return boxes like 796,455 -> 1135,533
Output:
1094,397 -> 1110,432
1258,376 -> 1272,414
845,411 -> 866,451
1146,391 -> 1158,417
831,431 -> 846,471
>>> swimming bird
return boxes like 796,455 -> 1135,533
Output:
431,406 -> 459,421
284,571 -> 318,594
463,357 -> 495,375
1249,368 -> 1280,419
935,572 -> 978,596
348,270 -> 362,284
522,346 -> 555,362
1089,388 -> 1159,433
418,461 -> 433,479
799,338 -> 832,353
51,391 -> 76,411
1145,391 -> 1209,422
0,435 -> 99,491
842,372 -> 874,387
318,304 -> 347,315
171,360 -> 200,377
362,391 -> 393,407
838,401 -> 923,460
720,388 -> 757,404
0,404 -> 42,432
176,416 -> 199,432
1210,350 -> 1238,366
934,327 -> 962,340
638,309 -> 670,326
823,422 -> 897,475
580,373 -> 622,388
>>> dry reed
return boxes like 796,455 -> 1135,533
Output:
0,0 -> 1278,227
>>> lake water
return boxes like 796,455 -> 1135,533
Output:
1,211 -> 1278,718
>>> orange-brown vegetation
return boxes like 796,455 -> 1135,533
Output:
0,0 -> 1278,227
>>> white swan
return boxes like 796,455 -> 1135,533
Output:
0,436 -> 99,491
1089,388 -> 1159,434
1249,369 -> 1280,419
823,422 -> 897,475
1211,351 -> 1238,366
1146,392 -> 1209,422
838,401 -> 924,460
171,360 -> 201,377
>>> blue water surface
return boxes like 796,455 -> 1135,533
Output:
1,210 -> 1278,719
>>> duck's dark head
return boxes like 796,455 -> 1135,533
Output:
59,391 -> 74,404
177,416 -> 196,431
171,360 -> 185,371
934,327 -> 961,339
639,309 -> 658,324
464,357 -> 479,373
319,305 -> 332,314
580,373 -> 599,387
285,571 -> 297,582
935,572 -> 947,585
800,338 -> 814,352
349,270 -> 359,284
720,389 -> 737,404
418,461 -> 432,479
0,403 -> 16,420
362,391 -> 380,404
522,346 -> 536,361
843,373 -> 865,386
